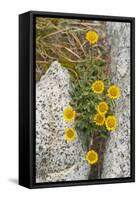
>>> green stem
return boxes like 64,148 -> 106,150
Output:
91,46 -> 93,66
112,99 -> 116,108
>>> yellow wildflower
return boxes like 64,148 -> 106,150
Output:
86,150 -> 98,165
93,113 -> 105,126
105,116 -> 117,131
64,127 -> 76,142
63,107 -> 76,122
97,101 -> 109,115
91,80 -> 104,94
86,31 -> 99,45
107,85 -> 121,99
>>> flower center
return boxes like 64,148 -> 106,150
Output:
88,153 -> 96,162
66,111 -> 73,119
99,104 -> 107,112
66,130 -> 74,138
96,114 -> 104,123
94,83 -> 102,91
107,119 -> 115,128
89,33 -> 96,41
110,88 -> 117,97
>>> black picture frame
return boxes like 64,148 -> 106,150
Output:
19,11 -> 135,189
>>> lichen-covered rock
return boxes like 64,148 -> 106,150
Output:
102,22 -> 131,178
36,61 -> 90,183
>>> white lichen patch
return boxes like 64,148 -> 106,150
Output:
36,61 -> 90,183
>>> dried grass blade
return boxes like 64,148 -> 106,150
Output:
70,32 -> 86,56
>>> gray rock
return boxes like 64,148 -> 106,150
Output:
36,61 -> 90,183
102,22 -> 131,178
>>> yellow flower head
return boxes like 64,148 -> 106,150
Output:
63,106 -> 76,122
107,85 -> 121,99
91,80 -> 104,94
97,101 -> 109,115
64,127 -> 76,142
93,113 -> 105,126
105,116 -> 117,131
86,150 -> 98,165
86,31 -> 99,45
